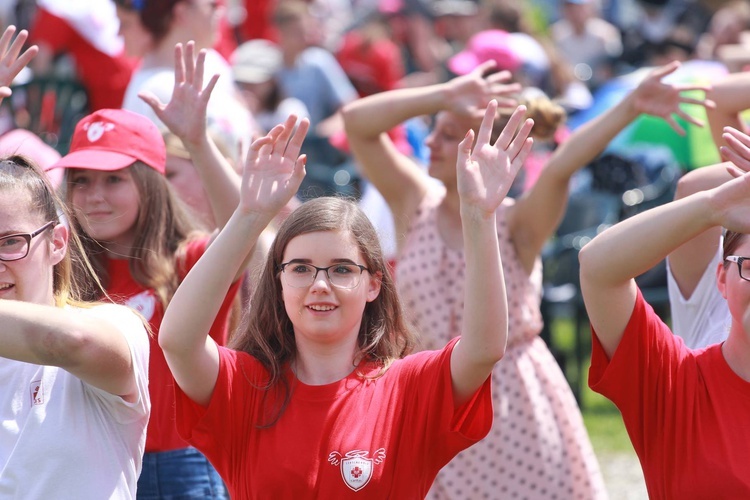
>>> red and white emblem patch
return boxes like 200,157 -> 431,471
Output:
328,449 -> 386,491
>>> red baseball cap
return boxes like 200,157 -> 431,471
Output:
49,108 -> 166,174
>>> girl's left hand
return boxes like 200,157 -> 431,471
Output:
456,101 -> 534,216
629,61 -> 716,136
138,41 -> 218,146
239,114 -> 309,217
0,26 -> 38,101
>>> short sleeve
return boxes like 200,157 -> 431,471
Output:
588,288 -> 693,455
174,347 -> 268,473
396,337 -> 493,469
77,303 -> 151,423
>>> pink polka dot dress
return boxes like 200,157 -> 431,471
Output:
396,187 -> 607,499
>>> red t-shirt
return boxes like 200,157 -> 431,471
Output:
175,337 -> 492,497
30,8 -> 136,111
106,237 -> 241,452
589,289 -> 750,498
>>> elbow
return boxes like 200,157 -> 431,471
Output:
341,104 -> 356,133
578,243 -> 597,284
158,327 -> 179,354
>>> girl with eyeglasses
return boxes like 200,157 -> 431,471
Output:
0,26 -> 150,498
156,101 -> 532,497
50,43 -> 243,499
579,129 -> 750,497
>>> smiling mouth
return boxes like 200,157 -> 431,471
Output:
0,283 -> 13,291
308,305 -> 336,311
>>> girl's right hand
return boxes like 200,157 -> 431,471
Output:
239,114 -> 309,217
444,61 -> 521,120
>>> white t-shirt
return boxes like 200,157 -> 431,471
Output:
0,303 -> 150,500
667,244 -> 730,349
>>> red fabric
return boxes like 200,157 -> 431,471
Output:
29,8 -> 136,111
336,31 -> 404,97
175,337 -> 492,497
589,289 -> 750,498
239,0 -> 276,41
106,236 -> 241,452
213,9 -> 238,62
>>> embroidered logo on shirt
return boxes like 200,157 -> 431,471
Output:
125,290 -> 157,321
328,449 -> 386,491
30,380 -> 44,406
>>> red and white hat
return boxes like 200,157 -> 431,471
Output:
49,108 -> 166,174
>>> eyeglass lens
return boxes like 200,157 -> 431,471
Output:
0,234 -> 31,261
283,264 -> 363,289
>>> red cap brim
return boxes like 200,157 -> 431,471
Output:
47,149 -> 140,172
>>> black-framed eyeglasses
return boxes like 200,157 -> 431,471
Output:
725,255 -> 750,282
0,222 -> 55,262
279,262 -> 370,289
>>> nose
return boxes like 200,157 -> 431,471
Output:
309,268 -> 332,291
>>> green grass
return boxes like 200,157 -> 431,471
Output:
547,316 -> 637,455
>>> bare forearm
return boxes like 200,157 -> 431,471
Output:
342,83 -> 449,139
706,72 -> 750,148
580,191 -> 716,287
160,209 -> 268,355
460,209 -> 507,362
183,133 -> 241,229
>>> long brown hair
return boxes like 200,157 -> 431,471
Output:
67,161 -> 202,306
229,196 -> 416,426
0,155 -> 102,306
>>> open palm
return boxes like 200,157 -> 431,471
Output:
456,102 -> 534,215
239,114 -> 309,216
630,61 -> 715,136
446,61 -> 522,120
139,42 -> 218,145
0,26 -> 38,101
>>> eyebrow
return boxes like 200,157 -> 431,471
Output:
283,258 -> 358,264
0,229 -> 28,238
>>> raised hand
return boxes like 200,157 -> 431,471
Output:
239,114 -> 309,217
138,41 -> 218,146
720,126 -> 750,176
445,61 -> 521,120
0,26 -> 38,102
629,61 -> 715,136
456,101 -> 534,216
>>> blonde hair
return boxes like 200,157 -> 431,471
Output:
0,155 -> 103,306
493,92 -> 567,142
230,196 -> 416,427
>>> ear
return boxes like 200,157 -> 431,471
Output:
48,223 -> 69,266
366,271 -> 383,303
716,260 -> 729,300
